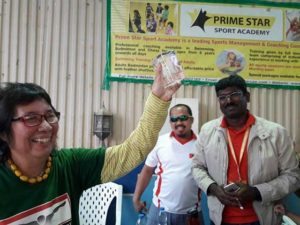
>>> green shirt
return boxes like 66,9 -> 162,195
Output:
0,148 -> 105,224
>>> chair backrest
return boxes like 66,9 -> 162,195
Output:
282,215 -> 297,225
79,182 -> 123,225
121,175 -> 157,225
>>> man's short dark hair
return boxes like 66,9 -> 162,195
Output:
215,75 -> 247,95
169,104 -> 192,116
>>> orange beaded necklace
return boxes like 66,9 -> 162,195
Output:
7,156 -> 52,184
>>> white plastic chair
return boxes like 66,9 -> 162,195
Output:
79,182 -> 123,225
282,215 -> 297,225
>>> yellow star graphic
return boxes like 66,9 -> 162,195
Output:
188,9 -> 200,22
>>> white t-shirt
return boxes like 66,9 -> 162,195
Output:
145,132 -> 200,214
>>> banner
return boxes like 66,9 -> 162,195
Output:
105,0 -> 300,90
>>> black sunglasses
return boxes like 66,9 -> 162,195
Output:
170,115 -> 192,123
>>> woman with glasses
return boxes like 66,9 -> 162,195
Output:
0,67 -> 181,224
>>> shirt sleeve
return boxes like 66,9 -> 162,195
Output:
101,93 -> 170,183
145,144 -> 159,167
254,127 -> 300,203
192,129 -> 216,193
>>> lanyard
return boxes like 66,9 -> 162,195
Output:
227,128 -> 250,181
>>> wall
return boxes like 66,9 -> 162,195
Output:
0,0 -> 299,153
0,0 -> 106,149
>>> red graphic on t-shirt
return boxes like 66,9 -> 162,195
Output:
0,194 -> 72,225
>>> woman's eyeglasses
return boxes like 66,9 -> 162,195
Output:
170,115 -> 192,123
12,112 -> 60,127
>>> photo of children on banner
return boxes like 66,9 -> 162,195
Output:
160,5 -> 170,30
156,3 -> 163,22
217,50 -> 246,76
286,10 -> 300,41
146,13 -> 157,33
145,2 -> 154,18
129,2 -> 178,36
165,21 -> 175,36
131,10 -> 145,33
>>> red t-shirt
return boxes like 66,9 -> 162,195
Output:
221,112 -> 259,224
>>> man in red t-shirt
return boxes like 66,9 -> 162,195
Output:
192,75 -> 300,225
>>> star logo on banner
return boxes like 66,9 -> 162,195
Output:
190,8 -> 211,32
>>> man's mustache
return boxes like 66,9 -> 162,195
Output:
224,103 -> 237,108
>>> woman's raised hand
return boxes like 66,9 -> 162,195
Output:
151,64 -> 181,101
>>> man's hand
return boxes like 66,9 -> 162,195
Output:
235,182 -> 262,203
151,64 -> 181,101
208,183 -> 240,207
133,198 -> 147,212
274,203 -> 286,216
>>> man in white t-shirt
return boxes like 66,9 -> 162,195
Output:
133,104 -> 203,225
